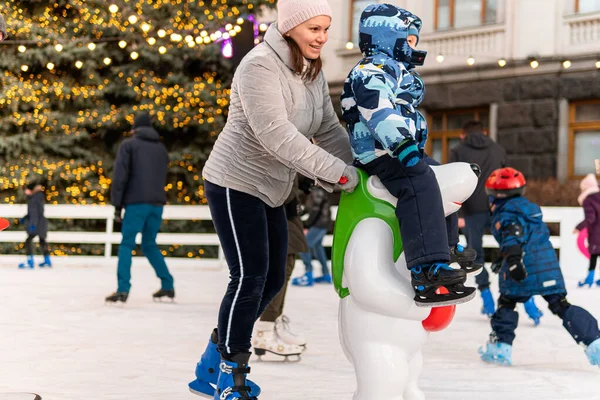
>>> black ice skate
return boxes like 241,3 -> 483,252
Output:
105,292 -> 128,303
450,244 -> 483,275
152,289 -> 175,302
411,263 -> 476,307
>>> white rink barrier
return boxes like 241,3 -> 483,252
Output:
0,205 -> 588,278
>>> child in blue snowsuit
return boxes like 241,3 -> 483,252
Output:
340,3 -> 479,307
479,167 -> 600,367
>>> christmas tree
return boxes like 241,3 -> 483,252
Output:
0,0 -> 273,256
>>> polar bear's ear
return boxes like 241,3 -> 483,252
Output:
430,163 -> 479,217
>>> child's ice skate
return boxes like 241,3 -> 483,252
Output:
449,244 -> 483,275
411,263 -> 476,307
524,297 -> 543,326
152,288 -> 175,302
252,321 -> 303,362
274,315 -> 307,348
18,255 -> 34,269
480,288 -> 495,317
585,338 -> 600,368
292,272 -> 313,287
478,342 -> 512,366
189,329 -> 261,398
215,352 -> 258,400
38,255 -> 52,268
578,270 -> 595,288
104,292 -> 128,303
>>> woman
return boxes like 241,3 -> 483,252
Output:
188,0 -> 357,398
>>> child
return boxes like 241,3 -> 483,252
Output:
19,182 -> 51,269
574,173 -> 600,287
292,185 -> 332,286
340,3 -> 479,307
479,167 -> 600,367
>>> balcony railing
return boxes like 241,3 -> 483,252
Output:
563,13 -> 600,55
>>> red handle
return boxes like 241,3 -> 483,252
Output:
339,176 -> 348,184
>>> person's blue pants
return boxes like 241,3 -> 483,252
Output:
117,204 -> 174,293
299,227 -> 329,275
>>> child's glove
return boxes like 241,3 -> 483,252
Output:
338,165 -> 359,193
114,208 -> 123,224
395,138 -> 421,167
27,225 -> 36,234
490,257 -> 504,274
505,245 -> 527,282
19,217 -> 25,224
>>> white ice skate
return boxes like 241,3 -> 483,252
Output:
252,321 -> 303,362
274,315 -> 307,348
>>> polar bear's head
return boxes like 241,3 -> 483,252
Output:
366,162 -> 480,215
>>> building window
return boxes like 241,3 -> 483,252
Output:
435,0 -> 499,30
569,100 -> 600,177
426,108 -> 490,163
349,0 -> 371,44
576,0 -> 600,13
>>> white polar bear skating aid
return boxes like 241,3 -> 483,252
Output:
331,162 -> 479,400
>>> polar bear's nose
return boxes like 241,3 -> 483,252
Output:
470,163 -> 481,178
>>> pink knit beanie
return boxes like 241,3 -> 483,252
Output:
277,0 -> 332,34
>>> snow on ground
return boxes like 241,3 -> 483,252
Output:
0,261 -> 598,400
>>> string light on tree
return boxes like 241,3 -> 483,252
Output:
119,40 -> 127,48
109,4 -> 119,13
128,15 -> 138,24
88,43 -> 96,51
130,51 -> 139,59
55,44 -> 63,52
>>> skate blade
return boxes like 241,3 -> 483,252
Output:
153,298 -> 176,303
415,290 -> 476,308
254,349 -> 302,362
0,394 -> 42,400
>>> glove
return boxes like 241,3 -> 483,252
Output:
338,165 -> 359,193
27,225 -> 36,234
395,138 -> 421,167
114,208 -> 123,224
490,257 -> 504,274
19,217 -> 25,224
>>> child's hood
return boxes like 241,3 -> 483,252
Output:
358,3 -> 422,66
578,173 -> 600,206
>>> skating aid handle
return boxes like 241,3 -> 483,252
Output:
339,176 -> 348,184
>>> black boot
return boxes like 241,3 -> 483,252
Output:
450,244 -> 483,275
105,292 -> 128,303
152,289 -> 175,301
411,263 -> 475,307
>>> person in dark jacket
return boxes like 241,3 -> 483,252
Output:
292,185 -> 331,287
574,173 -> 600,287
18,182 -> 51,269
105,112 -> 174,303
479,167 -> 600,368
449,120 -> 506,316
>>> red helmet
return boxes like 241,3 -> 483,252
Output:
485,167 -> 526,198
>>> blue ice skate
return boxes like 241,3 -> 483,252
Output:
480,288 -> 495,317
578,270 -> 595,288
188,329 -> 260,398
585,338 -> 600,368
478,342 -> 512,366
292,272 -> 313,287
214,352 -> 257,400
314,274 -> 332,284
38,255 -> 52,268
524,297 -> 543,326
18,255 -> 34,269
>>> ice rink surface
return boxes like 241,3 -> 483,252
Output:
0,261 -> 598,400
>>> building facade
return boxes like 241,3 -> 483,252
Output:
318,0 -> 600,181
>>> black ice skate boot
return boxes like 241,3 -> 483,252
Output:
152,289 -> 175,302
450,244 -> 483,275
411,263 -> 476,307
105,292 -> 129,303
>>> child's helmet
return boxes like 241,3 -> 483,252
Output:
485,167 -> 526,198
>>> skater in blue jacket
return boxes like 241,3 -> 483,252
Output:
479,167 -> 600,368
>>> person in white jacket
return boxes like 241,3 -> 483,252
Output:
188,0 -> 359,398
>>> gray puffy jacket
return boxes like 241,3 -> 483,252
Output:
202,23 -> 353,207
